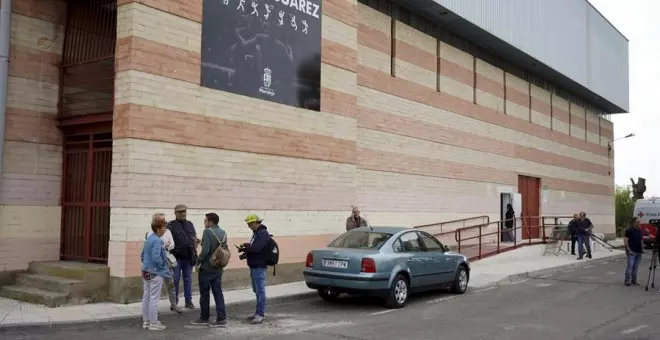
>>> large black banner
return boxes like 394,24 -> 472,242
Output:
201,0 -> 322,111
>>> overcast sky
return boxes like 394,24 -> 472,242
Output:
588,0 -> 659,197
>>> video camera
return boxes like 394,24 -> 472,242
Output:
651,219 -> 660,250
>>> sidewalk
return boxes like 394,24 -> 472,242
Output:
0,245 -> 624,330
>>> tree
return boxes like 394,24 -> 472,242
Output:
615,185 -> 635,236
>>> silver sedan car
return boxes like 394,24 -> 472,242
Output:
303,226 -> 470,308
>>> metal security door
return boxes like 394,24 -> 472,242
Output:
60,132 -> 112,262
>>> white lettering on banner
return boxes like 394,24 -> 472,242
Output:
274,0 -> 320,19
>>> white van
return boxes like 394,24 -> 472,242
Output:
633,198 -> 660,248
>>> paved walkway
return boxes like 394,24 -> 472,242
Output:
0,244 -> 624,328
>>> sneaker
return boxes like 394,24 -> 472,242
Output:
142,321 -> 150,329
170,305 -> 183,313
148,322 -> 166,331
631,281 -> 640,286
185,301 -> 196,310
577,257 -> 583,260
190,318 -> 209,326
624,282 -> 631,286
250,315 -> 264,324
209,319 -> 228,328
246,314 -> 257,321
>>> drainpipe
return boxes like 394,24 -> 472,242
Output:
0,0 -> 10,178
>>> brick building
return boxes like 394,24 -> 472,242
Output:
0,0 -> 628,304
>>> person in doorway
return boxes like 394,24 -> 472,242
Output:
624,217 -> 643,286
191,213 -> 228,327
168,204 -> 199,310
239,214 -> 270,324
141,216 -> 171,331
145,213 -> 182,314
576,211 -> 593,260
503,204 -> 515,242
346,206 -> 369,231
567,213 -> 580,255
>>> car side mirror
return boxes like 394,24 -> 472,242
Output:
443,245 -> 450,252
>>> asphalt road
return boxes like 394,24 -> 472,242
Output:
6,254 -> 660,340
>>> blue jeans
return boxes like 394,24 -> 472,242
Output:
577,234 -> 591,258
250,267 -> 267,317
173,259 -> 193,303
625,252 -> 642,283
198,270 -> 226,321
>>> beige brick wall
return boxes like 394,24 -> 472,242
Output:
1,2 -> 65,272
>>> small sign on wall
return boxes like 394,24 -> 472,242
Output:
200,0 -> 323,111
542,185 -> 549,203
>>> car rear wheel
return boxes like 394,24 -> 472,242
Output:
318,288 -> 340,301
451,266 -> 469,294
385,274 -> 409,309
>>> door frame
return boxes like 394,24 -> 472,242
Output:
518,175 -> 541,239
59,119 -> 112,263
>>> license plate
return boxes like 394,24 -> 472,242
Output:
323,259 -> 348,269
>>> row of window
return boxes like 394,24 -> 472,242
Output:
358,0 -> 610,120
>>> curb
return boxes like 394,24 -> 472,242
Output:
0,290 -> 318,334
501,251 -> 626,283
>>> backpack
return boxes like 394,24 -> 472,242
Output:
265,235 -> 280,275
209,229 -> 231,268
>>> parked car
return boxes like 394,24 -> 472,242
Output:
303,226 -> 470,308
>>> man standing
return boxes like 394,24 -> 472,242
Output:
240,214 -> 270,324
345,206 -> 369,231
567,213 -> 580,255
168,204 -> 198,310
191,213 -> 227,327
624,217 -> 643,286
576,211 -> 593,260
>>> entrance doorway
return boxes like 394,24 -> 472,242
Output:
518,175 -> 541,239
60,130 -> 112,262
57,0 -> 117,263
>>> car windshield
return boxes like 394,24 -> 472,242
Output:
328,231 -> 393,250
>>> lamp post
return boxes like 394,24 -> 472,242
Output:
607,133 -> 635,175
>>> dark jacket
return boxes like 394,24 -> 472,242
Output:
197,225 -> 226,273
168,219 -> 197,261
567,219 -> 579,235
504,210 -> 515,228
244,225 -> 270,268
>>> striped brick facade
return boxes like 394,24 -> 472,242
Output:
0,0 -> 65,275
0,0 -> 615,296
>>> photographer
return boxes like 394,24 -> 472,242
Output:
624,217 -> 643,286
237,214 -> 270,325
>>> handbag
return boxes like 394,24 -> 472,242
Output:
166,251 -> 177,268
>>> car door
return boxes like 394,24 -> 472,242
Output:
395,231 -> 432,287
418,231 -> 456,284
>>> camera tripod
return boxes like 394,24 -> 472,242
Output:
645,247 -> 658,291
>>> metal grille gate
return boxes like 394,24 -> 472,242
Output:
60,132 -> 112,262
58,0 -> 117,262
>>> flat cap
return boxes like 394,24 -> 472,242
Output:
174,204 -> 188,212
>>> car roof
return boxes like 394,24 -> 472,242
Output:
351,226 -> 409,234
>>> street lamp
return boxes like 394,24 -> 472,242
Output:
607,133 -> 635,175
607,133 -> 635,153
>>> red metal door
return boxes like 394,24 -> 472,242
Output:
60,132 -> 112,262
518,175 -> 541,239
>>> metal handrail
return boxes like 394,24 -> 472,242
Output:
413,215 -> 490,234
452,216 -> 547,260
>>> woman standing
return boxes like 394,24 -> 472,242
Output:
146,213 -> 182,314
504,204 -> 515,242
141,215 -> 171,330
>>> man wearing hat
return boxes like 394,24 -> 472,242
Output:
239,214 -> 270,324
168,204 -> 199,310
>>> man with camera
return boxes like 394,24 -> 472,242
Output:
237,214 -> 270,325
624,217 -> 643,286
576,211 -> 593,260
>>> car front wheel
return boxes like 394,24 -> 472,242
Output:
451,266 -> 469,294
385,274 -> 409,309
